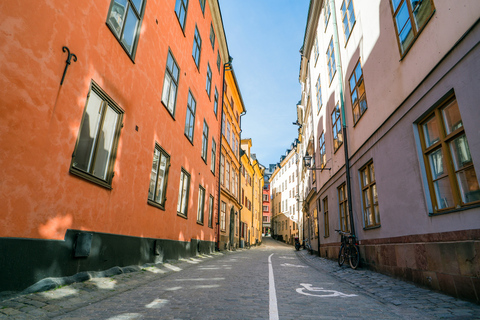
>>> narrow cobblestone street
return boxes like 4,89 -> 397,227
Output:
1,238 -> 479,319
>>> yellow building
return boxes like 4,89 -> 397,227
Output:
218,67 -> 245,251
240,139 -> 264,247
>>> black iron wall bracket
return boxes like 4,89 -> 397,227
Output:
60,46 -> 77,85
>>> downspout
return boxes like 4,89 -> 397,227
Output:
252,161 -> 260,245
239,109 -> 246,248
216,59 -> 232,251
330,0 -> 355,236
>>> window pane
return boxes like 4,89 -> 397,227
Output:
442,100 -> 463,134
363,189 -> 371,208
161,74 -> 172,107
348,1 -> 355,26
148,148 -> 160,201
349,76 -> 356,93
449,134 -> 472,170
121,6 -> 139,54
131,0 -> 143,13
362,169 -> 369,186
433,177 -> 454,210
355,63 -> 363,83
108,0 -> 127,37
422,116 -> 440,148
155,153 -> 168,203
168,82 -> 177,114
74,91 -> 103,172
456,167 -> 480,204
370,164 -> 376,181
396,3 -> 414,52
177,173 -> 184,212
428,149 -> 446,179
93,106 -> 119,180
392,0 -> 402,11
409,0 -> 433,31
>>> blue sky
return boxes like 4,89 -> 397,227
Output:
219,0 -> 310,167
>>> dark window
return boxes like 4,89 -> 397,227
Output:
338,183 -> 350,232
349,60 -> 367,124
70,82 -> 124,188
331,104 -> 343,152
174,0 -> 188,31
197,185 -> 205,224
217,51 -> 221,72
177,169 -> 191,217
192,26 -> 202,68
106,0 -> 146,59
214,87 -> 218,116
201,120 -> 209,161
206,63 -> 212,97
419,95 -> 480,213
161,51 -> 180,116
341,0 -> 356,42
211,138 -> 216,174
327,38 -> 336,83
148,144 -> 171,209
210,23 -> 215,49
199,0 -> 206,14
208,195 -> 214,227
390,0 -> 435,56
184,91 -> 196,142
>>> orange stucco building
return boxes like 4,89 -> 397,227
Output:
0,0 -> 229,292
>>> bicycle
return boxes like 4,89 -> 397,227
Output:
335,229 -> 360,269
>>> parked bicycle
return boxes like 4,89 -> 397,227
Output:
335,229 -> 360,269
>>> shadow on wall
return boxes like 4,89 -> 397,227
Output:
0,229 -> 215,294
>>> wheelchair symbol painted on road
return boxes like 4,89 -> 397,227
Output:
296,283 -> 357,298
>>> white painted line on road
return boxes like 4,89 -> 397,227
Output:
268,253 -> 279,320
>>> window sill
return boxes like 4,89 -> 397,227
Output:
177,213 -> 188,219
69,167 -> 113,190
363,225 -> 381,231
197,221 -> 204,226
185,133 -> 194,146
429,203 -> 480,216
147,200 -> 166,211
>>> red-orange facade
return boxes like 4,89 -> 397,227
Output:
0,0 -> 229,292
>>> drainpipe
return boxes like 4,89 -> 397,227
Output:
330,0 -> 356,236
216,58 -> 233,251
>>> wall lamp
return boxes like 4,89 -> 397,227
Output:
303,155 -> 331,171
292,120 -> 302,128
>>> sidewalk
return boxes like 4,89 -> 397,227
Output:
296,248 -> 480,319
0,251 -> 236,320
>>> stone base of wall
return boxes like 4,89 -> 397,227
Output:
0,229 -> 215,293
319,231 -> 480,303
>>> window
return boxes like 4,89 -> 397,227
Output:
217,51 -> 221,72
214,87 -> 218,116
209,23 -> 215,49
338,183 -> 350,232
327,38 -> 336,83
184,91 -> 196,142
361,161 -> 380,228
147,144 -> 171,209
341,0 -> 356,41
206,63 -> 212,97
70,82 -> 124,188
331,104 -> 343,152
199,0 -> 206,14
211,138 -> 216,174
419,95 -> 480,213
106,0 -> 145,59
314,37 -> 319,63
226,161 -> 230,191
161,51 -> 180,116
197,185 -> 205,224
201,120 -> 209,161
324,0 -> 331,29
390,0 -> 435,56
220,154 -> 225,185
208,195 -> 214,228
319,131 -> 326,169
349,60 -> 367,124
263,194 -> 268,201
221,201 -> 226,231
222,111 -> 226,136
316,75 -> 323,113
177,169 -> 191,217
192,26 -> 202,69
174,0 -> 188,31
313,208 -> 318,238
323,196 -> 329,237
226,121 -> 231,145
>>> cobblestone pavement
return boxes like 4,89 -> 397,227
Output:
0,238 -> 479,319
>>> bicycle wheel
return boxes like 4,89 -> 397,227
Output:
338,245 -> 345,267
349,245 -> 360,269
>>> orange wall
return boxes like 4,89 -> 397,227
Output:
0,0 -> 223,242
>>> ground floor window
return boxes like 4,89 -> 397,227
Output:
147,144 -> 170,209
360,161 -> 380,228
220,201 -> 226,231
418,94 -> 480,213
338,183 -> 350,232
